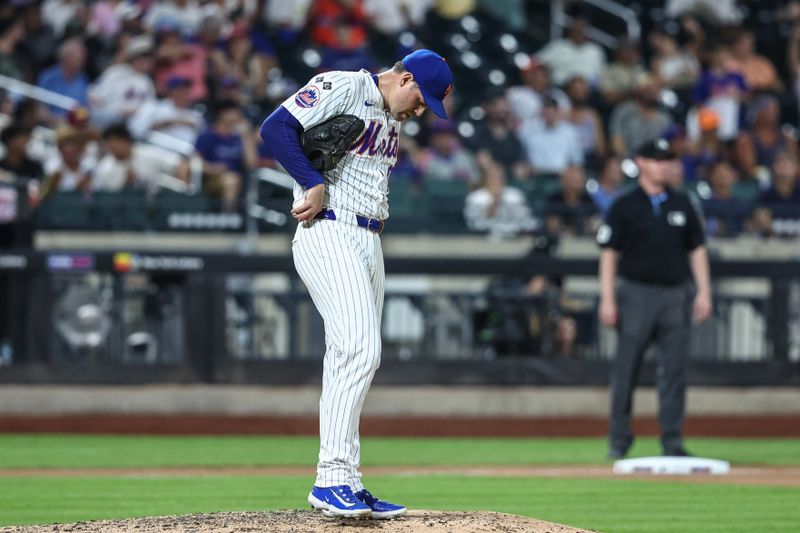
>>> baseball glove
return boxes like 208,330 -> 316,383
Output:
300,114 -> 365,171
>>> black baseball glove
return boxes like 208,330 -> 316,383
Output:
300,114 -> 365,171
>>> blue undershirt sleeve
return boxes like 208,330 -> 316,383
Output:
259,105 -> 325,189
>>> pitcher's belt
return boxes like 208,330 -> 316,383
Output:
314,208 -> 385,234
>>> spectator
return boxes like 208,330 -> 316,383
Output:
735,95 -> 796,180
464,159 -> 538,239
746,151 -> 800,238
262,0 -> 314,44
0,125 -> 44,185
309,0 -> 368,50
648,28 -> 700,90
565,76 -> 606,168
0,17 -> 24,81
591,156 -> 625,219
551,313 -> 577,357
143,0 -> 204,36
363,0 -> 432,35
41,0 -> 84,39
18,1 -> 58,79
691,46 -> 748,141
729,30 -> 782,93
544,165 -> 598,236
477,0 -> 525,31
609,76 -> 673,157
506,58 -> 570,131
89,35 -> 157,128
467,90 -> 530,184
601,39 -> 648,106
12,99 -> 57,166
519,96 -> 583,176
222,21 -> 277,105
90,0 -> 135,40
40,126 -> 95,200
536,17 -> 606,86
685,108 -> 727,181
417,120 -> 480,183
36,38 -> 89,119
759,150 -> 800,207
94,123 -> 189,194
663,125 -> 695,183
128,75 -> 204,145
195,100 -> 256,211
152,23 -> 208,102
318,17 -> 377,72
787,21 -> 800,125
745,206 -> 774,238
702,160 -> 750,237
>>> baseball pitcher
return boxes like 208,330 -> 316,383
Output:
259,49 -> 454,519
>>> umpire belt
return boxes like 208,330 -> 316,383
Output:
314,208 -> 385,234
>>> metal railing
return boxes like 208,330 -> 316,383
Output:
550,0 -> 641,48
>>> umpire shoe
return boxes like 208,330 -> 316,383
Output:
663,447 -> 693,457
354,489 -> 407,519
308,485 -> 372,518
607,447 -> 629,460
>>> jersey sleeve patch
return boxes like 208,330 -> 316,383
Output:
295,86 -> 321,108
596,224 -> 612,245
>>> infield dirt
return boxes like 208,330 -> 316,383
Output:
0,510 -> 594,532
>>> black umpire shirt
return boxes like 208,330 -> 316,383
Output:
597,185 -> 705,286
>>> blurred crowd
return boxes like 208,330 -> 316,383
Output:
0,0 -> 799,245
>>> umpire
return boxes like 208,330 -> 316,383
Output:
597,139 -> 712,459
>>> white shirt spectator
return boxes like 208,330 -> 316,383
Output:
465,186 -> 538,239
264,0 -> 314,31
42,0 -> 82,38
506,85 -> 570,131
44,152 -> 96,192
89,64 -> 156,128
537,39 -> 606,86
26,126 -> 58,166
519,119 -> 584,175
94,143 -> 183,194
128,98 -> 204,145
364,0 -> 434,34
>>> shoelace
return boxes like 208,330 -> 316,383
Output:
358,490 -> 377,504
335,486 -> 357,503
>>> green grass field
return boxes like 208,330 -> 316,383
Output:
1,435 -> 799,532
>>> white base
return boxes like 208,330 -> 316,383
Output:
613,456 -> 730,475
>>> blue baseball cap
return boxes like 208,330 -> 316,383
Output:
165,75 -> 192,90
402,49 -> 454,119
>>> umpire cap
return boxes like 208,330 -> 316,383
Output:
635,139 -> 676,161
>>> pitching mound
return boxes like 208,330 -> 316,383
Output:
2,510 -> 593,532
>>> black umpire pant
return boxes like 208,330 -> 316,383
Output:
609,278 -> 693,454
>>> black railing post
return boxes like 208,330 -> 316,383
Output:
770,276 -> 791,360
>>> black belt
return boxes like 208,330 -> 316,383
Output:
314,208 -> 385,234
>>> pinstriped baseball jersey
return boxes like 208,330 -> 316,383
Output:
281,69 -> 400,219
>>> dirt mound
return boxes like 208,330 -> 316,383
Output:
1,510 -> 594,532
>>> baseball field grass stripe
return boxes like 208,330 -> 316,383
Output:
0,475 -> 797,531
1,436 -> 799,468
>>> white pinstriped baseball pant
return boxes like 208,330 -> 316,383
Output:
292,217 -> 384,490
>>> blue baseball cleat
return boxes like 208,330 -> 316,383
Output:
354,489 -> 407,519
308,485 -> 372,518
